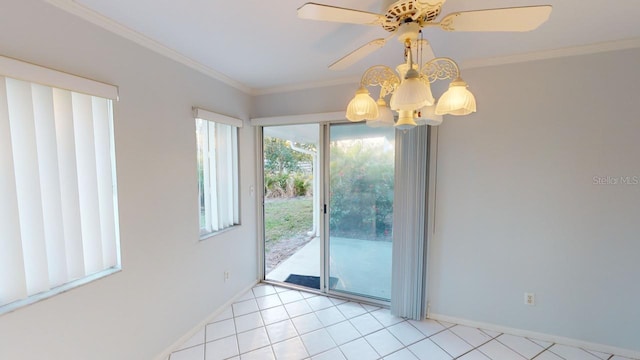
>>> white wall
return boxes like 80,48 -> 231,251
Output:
0,1 -> 257,359
252,84 -> 354,118
429,48 -> 640,352
254,49 -> 640,352
2,0 -> 638,356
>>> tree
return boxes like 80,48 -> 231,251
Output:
329,139 -> 394,239
263,137 -> 314,198
264,137 -> 312,175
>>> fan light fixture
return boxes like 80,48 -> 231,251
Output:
367,98 -> 395,128
346,86 -> 379,121
435,77 -> 476,116
298,0 -> 553,128
416,104 -> 443,126
346,33 -> 476,130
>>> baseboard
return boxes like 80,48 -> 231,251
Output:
154,280 -> 259,360
428,313 -> 640,359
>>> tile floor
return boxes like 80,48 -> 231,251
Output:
169,284 -> 636,360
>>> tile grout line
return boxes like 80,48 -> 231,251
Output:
450,324 -> 494,358
203,318 -> 208,360
255,299 -> 277,359
429,334 -> 458,359
495,333 -> 548,360
230,302 -> 239,359
452,332 -> 497,359
531,342 -> 563,360
476,333 -> 505,360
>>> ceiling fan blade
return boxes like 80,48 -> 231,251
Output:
414,39 -> 436,62
439,6 -> 552,32
297,3 -> 384,25
412,0 -> 448,21
329,38 -> 387,70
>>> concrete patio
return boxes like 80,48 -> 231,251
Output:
266,236 -> 392,300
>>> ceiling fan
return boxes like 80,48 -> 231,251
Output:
297,0 -> 553,70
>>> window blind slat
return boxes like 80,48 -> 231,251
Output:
0,77 -> 28,304
92,97 -> 117,268
196,119 -> 206,233
208,123 -> 220,231
198,119 -> 212,233
32,84 -> 68,288
53,88 -> 85,280
71,93 -> 103,274
231,127 -> 239,224
216,123 -> 229,228
6,78 -> 50,296
221,124 -> 233,228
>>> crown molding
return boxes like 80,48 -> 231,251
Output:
461,37 -> 640,70
44,0 -> 253,95
258,37 -> 640,95
250,76 -> 361,96
40,1 -> 640,97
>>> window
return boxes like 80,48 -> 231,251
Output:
0,55 -> 120,312
194,108 -> 241,237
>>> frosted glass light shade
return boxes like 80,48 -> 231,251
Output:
395,110 -> 417,130
346,86 -> 379,121
390,71 -> 435,111
395,63 -> 418,79
416,104 -> 443,126
367,98 -> 395,127
435,78 -> 476,116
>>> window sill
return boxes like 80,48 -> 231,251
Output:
0,267 -> 121,316
199,224 -> 240,241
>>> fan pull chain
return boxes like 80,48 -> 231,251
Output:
404,43 -> 409,63
419,30 -> 423,68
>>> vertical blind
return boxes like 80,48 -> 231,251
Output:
195,108 -> 241,235
0,57 -> 119,309
390,125 -> 430,320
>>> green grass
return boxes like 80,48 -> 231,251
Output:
264,197 -> 313,244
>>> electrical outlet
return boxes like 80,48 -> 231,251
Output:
224,271 -> 230,282
524,292 -> 535,306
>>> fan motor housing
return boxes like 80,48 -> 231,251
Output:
396,22 -> 421,43
383,0 -> 442,32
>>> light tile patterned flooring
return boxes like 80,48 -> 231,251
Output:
170,284 -> 636,360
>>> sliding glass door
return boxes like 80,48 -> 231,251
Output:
262,122 -> 395,301
263,124 -> 322,290
327,123 -> 395,301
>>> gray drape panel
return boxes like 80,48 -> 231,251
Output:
390,125 -> 430,320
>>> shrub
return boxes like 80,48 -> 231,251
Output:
293,174 -> 311,196
265,172 -> 292,198
329,139 -> 394,239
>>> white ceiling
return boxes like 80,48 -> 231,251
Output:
59,0 -> 640,93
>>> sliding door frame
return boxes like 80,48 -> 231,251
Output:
255,125 -> 266,281
322,122 -> 394,306
253,112 -> 343,293
254,113 -> 392,306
